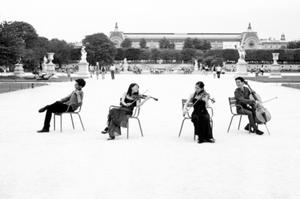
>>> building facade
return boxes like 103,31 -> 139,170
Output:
109,23 -> 288,50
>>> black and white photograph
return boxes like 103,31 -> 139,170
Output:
1,0 -> 300,198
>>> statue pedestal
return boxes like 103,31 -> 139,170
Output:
236,62 -> 248,76
269,64 -> 282,78
77,62 -> 90,77
14,63 -> 25,76
46,63 -> 56,74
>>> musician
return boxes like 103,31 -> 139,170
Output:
37,78 -> 86,133
234,77 -> 264,135
183,81 -> 214,143
101,83 -> 151,140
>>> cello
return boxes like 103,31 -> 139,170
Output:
244,81 -> 271,124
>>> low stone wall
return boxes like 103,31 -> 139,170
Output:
0,82 -> 47,94
224,64 -> 300,72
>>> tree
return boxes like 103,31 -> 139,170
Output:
139,38 -> 147,49
150,49 -> 160,62
287,41 -> 300,49
184,38 -> 211,50
83,33 -> 116,66
181,48 -> 196,62
183,38 -> 193,49
121,38 -> 132,48
139,49 -> 151,60
159,37 -> 174,49
115,48 -> 125,60
124,48 -> 141,60
48,39 -> 73,67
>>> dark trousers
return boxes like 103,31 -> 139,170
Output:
216,71 -> 221,78
191,112 -> 213,141
42,101 -> 71,129
237,106 -> 258,130
110,71 -> 115,79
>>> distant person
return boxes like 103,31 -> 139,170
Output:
101,66 -> 106,79
259,65 -> 265,76
216,65 -> 222,78
109,65 -> 116,79
37,79 -> 86,133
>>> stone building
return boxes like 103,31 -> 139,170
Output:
109,23 -> 288,50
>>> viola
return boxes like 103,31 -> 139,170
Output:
244,81 -> 271,123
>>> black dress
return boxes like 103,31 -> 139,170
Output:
107,95 -> 137,138
191,92 -> 213,141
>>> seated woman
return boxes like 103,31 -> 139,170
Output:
102,83 -> 150,140
37,78 -> 86,133
183,81 -> 214,144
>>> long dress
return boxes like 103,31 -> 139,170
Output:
107,96 -> 137,138
191,92 -> 213,141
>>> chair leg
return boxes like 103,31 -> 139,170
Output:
238,115 -> 242,130
127,119 -> 130,139
264,123 -> 270,135
78,114 -> 85,131
136,118 -> 143,137
227,116 -> 234,133
53,114 -> 56,130
70,114 -> 75,129
60,115 -> 62,132
178,118 -> 187,137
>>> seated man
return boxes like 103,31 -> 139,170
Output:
37,78 -> 86,133
234,77 -> 264,135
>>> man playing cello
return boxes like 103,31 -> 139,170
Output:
234,77 -> 264,135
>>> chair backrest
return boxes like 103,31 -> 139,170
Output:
228,97 -> 238,114
182,99 -> 213,118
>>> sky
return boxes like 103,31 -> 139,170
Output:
1,0 -> 300,43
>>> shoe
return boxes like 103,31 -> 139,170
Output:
254,129 -> 264,135
38,106 -> 48,113
37,128 -> 49,133
244,124 -> 255,133
107,136 -> 115,140
206,138 -> 215,143
197,139 -> 205,144
101,127 -> 108,134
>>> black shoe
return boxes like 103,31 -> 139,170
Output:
206,138 -> 215,143
38,106 -> 48,113
255,129 -> 264,135
101,127 -> 108,134
197,139 -> 205,144
37,128 -> 49,133
245,124 -> 255,133
107,136 -> 115,140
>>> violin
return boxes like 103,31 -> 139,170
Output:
132,94 -> 158,101
244,81 -> 271,123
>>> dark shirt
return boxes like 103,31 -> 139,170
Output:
234,87 -> 254,109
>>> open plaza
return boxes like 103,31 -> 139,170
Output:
0,72 -> 300,199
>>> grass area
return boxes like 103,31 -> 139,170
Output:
282,83 -> 300,90
0,82 -> 47,94
244,75 -> 300,83
0,75 -> 73,82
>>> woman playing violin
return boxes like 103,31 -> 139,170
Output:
183,81 -> 215,143
101,83 -> 151,140
234,77 -> 264,135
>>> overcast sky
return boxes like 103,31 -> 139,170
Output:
1,0 -> 299,43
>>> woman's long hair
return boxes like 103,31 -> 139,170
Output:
126,83 -> 139,96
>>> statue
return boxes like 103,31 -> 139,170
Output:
237,46 -> 246,60
80,46 -> 87,62
43,56 -> 47,64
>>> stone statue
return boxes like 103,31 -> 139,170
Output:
80,46 -> 87,62
238,46 -> 246,60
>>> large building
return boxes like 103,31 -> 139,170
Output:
109,23 -> 288,50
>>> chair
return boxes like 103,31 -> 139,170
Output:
109,105 -> 143,139
227,97 -> 249,133
227,97 -> 270,135
53,104 -> 85,132
178,99 -> 214,140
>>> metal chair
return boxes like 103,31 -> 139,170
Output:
53,104 -> 85,132
227,97 -> 270,135
178,99 -> 213,140
109,105 -> 143,139
227,97 -> 249,133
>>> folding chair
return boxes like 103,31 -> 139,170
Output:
53,104 -> 85,132
109,105 -> 143,139
178,99 -> 213,140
